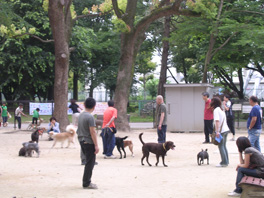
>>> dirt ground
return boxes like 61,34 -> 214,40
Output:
0,127 -> 263,198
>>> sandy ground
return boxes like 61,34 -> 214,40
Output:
0,127 -> 263,198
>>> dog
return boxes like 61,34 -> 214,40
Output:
115,136 -> 134,159
49,125 -> 76,148
197,149 -> 209,165
21,142 -> 40,157
19,141 -> 34,156
31,128 -> 45,143
139,133 -> 175,167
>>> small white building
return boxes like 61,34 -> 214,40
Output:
165,83 -> 213,132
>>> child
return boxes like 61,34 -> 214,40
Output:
32,108 -> 40,128
2,102 -> 8,127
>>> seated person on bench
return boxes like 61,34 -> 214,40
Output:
228,136 -> 264,197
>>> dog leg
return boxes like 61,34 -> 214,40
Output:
145,153 -> 152,166
141,154 -> 146,166
207,157 -> 209,165
129,144 -> 134,157
51,140 -> 57,148
162,155 -> 167,167
155,155 -> 160,166
197,157 -> 200,165
117,146 -> 122,159
121,146 -> 126,158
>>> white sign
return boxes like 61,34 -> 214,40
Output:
242,105 -> 252,114
232,104 -> 242,111
30,102 -> 108,116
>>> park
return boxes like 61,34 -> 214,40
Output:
1,0 -> 264,198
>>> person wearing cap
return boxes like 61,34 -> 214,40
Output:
202,92 -> 214,143
15,103 -> 27,130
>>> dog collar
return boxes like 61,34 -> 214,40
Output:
163,143 -> 167,151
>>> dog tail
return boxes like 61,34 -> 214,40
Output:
122,136 -> 128,140
139,133 -> 145,145
66,125 -> 76,134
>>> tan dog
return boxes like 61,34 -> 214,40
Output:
124,140 -> 134,157
50,125 -> 76,148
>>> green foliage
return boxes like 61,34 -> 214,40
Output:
145,78 -> 159,99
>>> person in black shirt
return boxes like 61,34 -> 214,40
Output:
69,99 -> 83,126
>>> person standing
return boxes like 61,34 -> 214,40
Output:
223,95 -> 235,141
247,96 -> 262,152
202,92 -> 214,144
210,97 -> 230,167
1,102 -> 8,127
0,105 -> 2,127
101,100 -> 117,159
77,97 -> 99,189
228,137 -> 264,197
69,99 -> 83,126
15,103 -> 27,129
32,108 -> 40,129
156,95 -> 167,143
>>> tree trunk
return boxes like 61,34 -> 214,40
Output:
49,0 -> 72,131
73,72 -> 78,100
158,15 -> 171,98
114,33 -> 137,132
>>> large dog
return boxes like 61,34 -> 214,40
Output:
139,133 -> 175,167
115,136 -> 134,159
49,125 -> 76,148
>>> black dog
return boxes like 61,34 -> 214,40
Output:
139,133 -> 175,167
31,129 -> 39,143
197,149 -> 209,165
115,136 -> 128,159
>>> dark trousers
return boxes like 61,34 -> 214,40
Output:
80,141 -> 96,187
227,117 -> 235,135
15,116 -> 21,129
157,125 -> 167,143
204,119 -> 213,142
101,128 -> 116,156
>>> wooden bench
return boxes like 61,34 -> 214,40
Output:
239,176 -> 264,198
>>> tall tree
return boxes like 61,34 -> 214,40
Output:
111,0 -> 199,131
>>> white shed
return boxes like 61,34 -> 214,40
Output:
164,84 -> 214,132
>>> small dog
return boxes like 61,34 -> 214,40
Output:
31,128 -> 45,143
139,133 -> 175,167
49,125 -> 76,148
19,141 -> 34,156
115,136 -> 134,159
21,142 -> 40,157
197,149 -> 209,165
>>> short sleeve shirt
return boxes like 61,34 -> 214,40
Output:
204,99 -> 213,120
15,107 -> 23,117
103,107 -> 118,128
77,112 -> 96,144
245,147 -> 264,177
33,110 -> 39,118
69,103 -> 79,114
2,106 -> 7,117
247,105 -> 262,129
156,103 -> 167,126
213,107 -> 229,133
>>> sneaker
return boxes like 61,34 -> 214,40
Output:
104,155 -> 117,159
230,137 -> 235,141
202,141 -> 210,144
228,191 -> 241,197
216,164 -> 228,167
83,183 -> 98,189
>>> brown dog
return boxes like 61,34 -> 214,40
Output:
124,140 -> 134,157
139,133 -> 175,167
50,125 -> 76,148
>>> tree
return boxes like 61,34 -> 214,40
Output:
110,0 -> 200,131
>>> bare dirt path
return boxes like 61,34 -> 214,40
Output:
0,127 -> 262,198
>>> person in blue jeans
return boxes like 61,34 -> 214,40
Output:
247,96 -> 262,152
156,95 -> 167,143
228,137 -> 264,197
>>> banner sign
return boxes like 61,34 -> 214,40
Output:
29,102 -> 108,115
